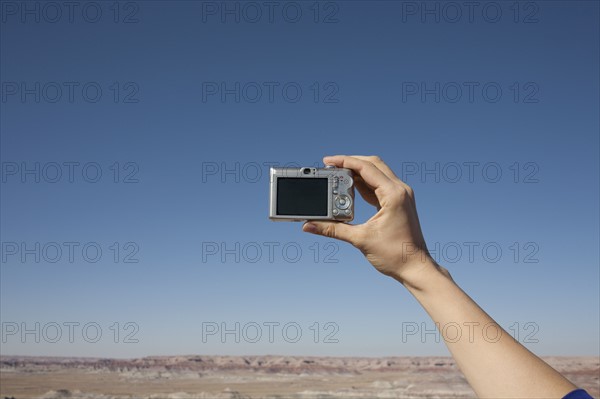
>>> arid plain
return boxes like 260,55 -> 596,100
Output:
1,355 -> 598,399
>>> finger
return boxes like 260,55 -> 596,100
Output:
303,221 -> 356,244
349,155 -> 414,197
323,155 -> 393,190
354,175 -> 380,208
351,155 -> 399,180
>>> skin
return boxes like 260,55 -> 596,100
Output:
302,155 -> 578,399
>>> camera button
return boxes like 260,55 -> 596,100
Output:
333,209 -> 339,215
344,209 -> 351,215
335,195 -> 351,210
333,189 -> 338,195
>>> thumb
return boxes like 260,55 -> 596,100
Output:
302,221 -> 355,244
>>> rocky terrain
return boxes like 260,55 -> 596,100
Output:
1,355 -> 598,399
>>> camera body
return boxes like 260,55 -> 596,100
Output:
269,166 -> 354,222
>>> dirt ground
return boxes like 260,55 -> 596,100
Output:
1,356 -> 598,399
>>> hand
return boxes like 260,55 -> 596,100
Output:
303,155 -> 439,286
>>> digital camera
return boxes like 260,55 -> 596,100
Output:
269,166 -> 354,222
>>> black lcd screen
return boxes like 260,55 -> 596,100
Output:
276,178 -> 328,216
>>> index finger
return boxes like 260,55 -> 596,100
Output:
323,155 -> 393,190
350,155 -> 399,181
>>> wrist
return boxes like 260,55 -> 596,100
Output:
391,257 -> 452,293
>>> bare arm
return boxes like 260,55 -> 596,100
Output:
303,155 -> 577,399
404,262 -> 575,398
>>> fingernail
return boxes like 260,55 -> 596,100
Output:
303,223 -> 317,233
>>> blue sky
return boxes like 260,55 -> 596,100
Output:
1,1 -> 598,358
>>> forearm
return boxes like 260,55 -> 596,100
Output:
397,260 -> 577,398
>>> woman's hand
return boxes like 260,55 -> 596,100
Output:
303,155 -> 441,287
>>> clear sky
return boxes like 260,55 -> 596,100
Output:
1,1 -> 598,359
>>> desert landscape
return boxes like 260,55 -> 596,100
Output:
0,355 -> 598,399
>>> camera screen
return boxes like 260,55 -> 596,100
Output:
276,178 -> 328,216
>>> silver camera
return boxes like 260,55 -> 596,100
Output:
269,166 -> 354,222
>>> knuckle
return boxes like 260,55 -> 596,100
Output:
388,186 -> 409,205
322,224 -> 337,238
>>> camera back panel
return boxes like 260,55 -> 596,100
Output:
269,167 -> 354,222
